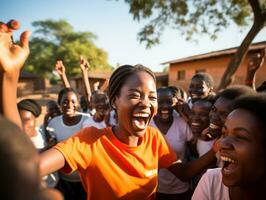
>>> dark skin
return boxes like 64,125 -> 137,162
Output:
91,93 -> 109,123
190,100 -> 212,137
189,100 -> 213,156
0,20 -> 63,200
19,109 -> 38,138
203,97 -> 232,140
189,78 -> 212,104
59,91 -> 82,126
153,88 -> 217,182
245,49 -> 265,89
220,109 -> 266,199
153,89 -> 174,135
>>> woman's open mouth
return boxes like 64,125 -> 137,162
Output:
160,110 -> 169,119
132,113 -> 150,130
221,155 -> 238,175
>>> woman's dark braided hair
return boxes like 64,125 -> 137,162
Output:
108,64 -> 156,109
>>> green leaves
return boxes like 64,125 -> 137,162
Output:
120,0 -> 256,48
25,19 -> 111,78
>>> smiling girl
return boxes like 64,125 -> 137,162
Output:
192,93 -> 266,200
40,64 -> 177,200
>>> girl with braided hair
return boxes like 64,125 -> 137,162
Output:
40,64 -> 177,199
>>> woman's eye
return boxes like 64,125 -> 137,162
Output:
235,132 -> 250,141
129,93 -> 140,99
149,96 -> 157,101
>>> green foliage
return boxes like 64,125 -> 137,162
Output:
121,0 -> 255,48
25,19 -> 112,77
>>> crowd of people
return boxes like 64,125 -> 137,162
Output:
1,19 -> 266,200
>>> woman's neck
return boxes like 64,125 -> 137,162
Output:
112,126 -> 141,147
62,115 -> 82,126
154,115 -> 173,135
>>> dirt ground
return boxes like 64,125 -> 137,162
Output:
18,93 -> 58,126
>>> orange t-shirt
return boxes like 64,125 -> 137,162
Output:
54,126 -> 177,200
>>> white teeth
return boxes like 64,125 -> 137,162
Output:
133,113 -> 149,117
209,123 -> 220,129
161,111 -> 169,114
191,122 -> 200,126
220,156 -> 236,163
192,94 -> 201,98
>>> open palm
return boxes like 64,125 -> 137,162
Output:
0,31 -> 30,73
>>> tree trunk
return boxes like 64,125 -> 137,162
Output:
218,23 -> 265,90
218,0 -> 266,90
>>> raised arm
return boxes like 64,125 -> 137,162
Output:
245,49 -> 265,89
0,20 -> 31,128
99,78 -> 109,92
80,56 -> 92,106
55,60 -> 71,88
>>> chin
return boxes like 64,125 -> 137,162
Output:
133,128 -> 148,137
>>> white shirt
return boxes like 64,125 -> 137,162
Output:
82,117 -> 107,129
192,168 -> 230,200
31,127 -> 46,150
48,115 -> 88,142
150,115 -> 193,194
48,115 -> 89,182
197,138 -> 216,157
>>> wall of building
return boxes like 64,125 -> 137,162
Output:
169,52 -> 266,92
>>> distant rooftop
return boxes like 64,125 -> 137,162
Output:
162,41 -> 266,65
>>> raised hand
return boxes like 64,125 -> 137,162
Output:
80,56 -> 90,72
93,81 -> 100,91
245,49 -> 265,88
55,60 -> 66,76
0,20 -> 31,73
247,49 -> 265,74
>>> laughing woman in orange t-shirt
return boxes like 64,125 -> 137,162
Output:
0,20 -> 216,200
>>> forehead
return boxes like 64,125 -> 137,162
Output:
193,100 -> 212,109
190,77 -> 206,85
121,71 -> 156,91
62,91 -> 78,100
157,89 -> 173,98
225,109 -> 263,134
19,109 -> 35,119
214,97 -> 233,111
92,93 -> 107,102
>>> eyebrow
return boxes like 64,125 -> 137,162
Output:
128,89 -> 156,94
223,124 -> 250,134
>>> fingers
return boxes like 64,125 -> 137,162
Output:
0,23 -> 9,33
55,60 -> 64,69
0,20 -> 19,34
20,31 -> 31,50
6,20 -> 20,30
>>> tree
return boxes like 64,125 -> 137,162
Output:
25,19 -> 112,78
121,0 -> 266,89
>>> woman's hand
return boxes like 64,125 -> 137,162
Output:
55,60 -> 66,76
0,20 -> 31,73
80,56 -> 90,72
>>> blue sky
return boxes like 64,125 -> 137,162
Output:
2,0 -> 266,72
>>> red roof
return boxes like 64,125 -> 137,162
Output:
162,41 -> 266,65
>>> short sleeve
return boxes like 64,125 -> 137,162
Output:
54,128 -> 92,174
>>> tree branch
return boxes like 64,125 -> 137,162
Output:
218,0 -> 266,90
249,0 -> 262,20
